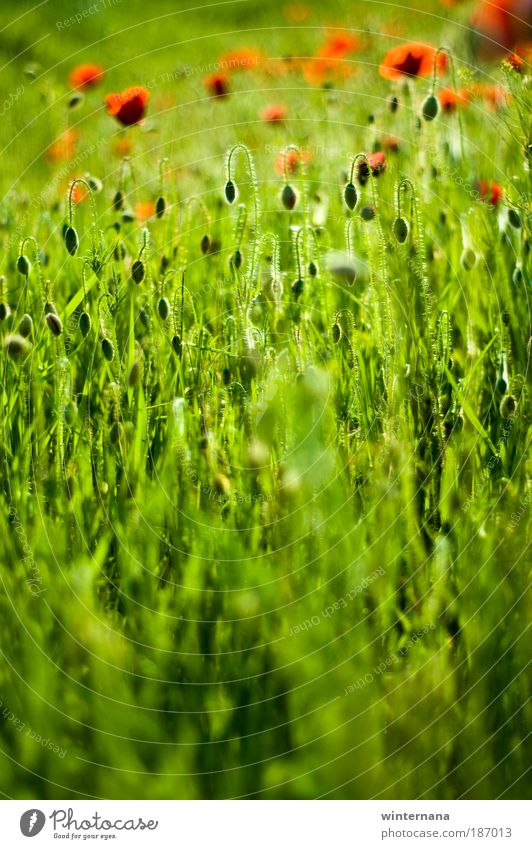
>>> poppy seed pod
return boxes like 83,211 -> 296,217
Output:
79,311 -> 92,337
232,249 -> 243,270
201,234 -> 211,254
113,190 -> 124,211
344,181 -> 358,211
360,205 -> 375,221
393,217 -> 409,243
157,296 -> 170,321
225,180 -> 236,204
0,303 -> 10,321
101,337 -> 115,361
460,248 -> 476,271
155,196 -> 165,219
45,312 -> 63,336
64,225 -> 79,256
281,184 -> 297,211
3,333 -> 31,357
17,255 -> 31,276
508,209 -> 521,229
171,334 -> 182,356
18,313 -> 33,338
292,278 -> 304,298
131,259 -> 145,284
422,94 -> 439,121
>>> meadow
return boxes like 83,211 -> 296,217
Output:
0,0 -> 530,799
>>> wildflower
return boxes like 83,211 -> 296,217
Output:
69,63 -> 104,89
438,87 -> 466,112
476,180 -> 503,206
506,52 -> 524,72
381,135 -> 400,152
218,48 -> 264,71
379,42 -> 447,79
112,137 -> 134,157
134,201 -> 156,222
45,129 -> 79,163
203,72 -> 229,98
105,86 -> 149,126
260,103 -> 288,122
275,148 -> 311,175
357,152 -> 386,186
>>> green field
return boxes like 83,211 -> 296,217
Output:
0,0 -> 530,799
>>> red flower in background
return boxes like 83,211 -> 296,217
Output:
275,148 -> 312,174
219,48 -> 264,71
260,103 -> 288,122
438,87 -> 467,111
303,28 -> 359,85
358,152 -> 387,185
70,181 -> 89,204
105,86 -> 149,126
464,82 -> 508,109
379,42 -> 447,79
471,0 -> 532,56
46,129 -> 79,163
69,63 -> 104,89
135,201 -> 156,221
204,72 -> 230,97
506,51 -> 525,71
477,180 -> 503,205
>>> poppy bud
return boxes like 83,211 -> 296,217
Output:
232,249 -> 243,269
422,94 -> 439,121
281,184 -> 297,210
344,181 -> 358,211
291,278 -> 304,298
388,94 -> 399,113
68,93 -> 84,109
3,333 -> 31,357
17,255 -> 31,276
79,311 -> 92,337
45,312 -> 63,336
172,334 -> 182,356
157,296 -> 170,321
0,303 -> 10,322
500,395 -> 516,418
113,190 -> 124,211
393,217 -> 409,243
331,322 -> 342,344
508,209 -> 521,229
122,208 -> 135,223
460,248 -> 476,271
201,234 -> 211,254
225,180 -> 236,204
360,205 -> 375,221
87,175 -> 102,193
101,337 -> 115,361
512,266 -> 523,285
44,301 -> 58,316
64,225 -> 79,256
495,377 -> 507,395
139,306 -> 151,328
308,260 -> 317,278
156,196 -> 165,219
128,360 -> 142,387
131,259 -> 145,284
18,313 -> 33,338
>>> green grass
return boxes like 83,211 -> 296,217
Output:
0,0 -> 530,799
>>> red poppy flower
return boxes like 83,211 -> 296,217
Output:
357,152 -> 387,186
203,72 -> 229,97
381,135 -> 400,152
506,52 -> 524,71
379,42 -> 447,79
219,48 -> 264,71
464,82 -> 507,109
46,129 -> 79,163
322,30 -> 360,56
69,63 -> 104,89
105,86 -> 150,126
438,87 -> 467,111
260,103 -> 288,122
471,0 -> 532,55
135,201 -> 156,221
274,148 -> 312,175
476,180 -> 503,206
70,181 -> 89,205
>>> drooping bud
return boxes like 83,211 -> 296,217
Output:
114,241 -> 127,261
128,360 -> 142,387
17,255 -> 31,276
508,208 -> 521,229
131,259 -> 145,284
45,312 -> 63,336
201,234 -> 212,254
308,260 -> 317,278
500,395 -> 516,418
87,175 -> 103,193
101,337 -> 115,361
331,322 -> 342,344
113,190 -> 124,211
388,94 -> 399,113
291,278 -> 304,298
155,196 -> 165,219
122,208 -> 135,223
171,334 -> 182,356
281,184 -> 297,211
460,248 -> 476,271
44,300 -> 58,316
0,303 -> 11,321
18,313 -> 33,338
157,296 -> 170,321
3,334 -> 31,357
512,266 -> 523,285
79,311 -> 92,337
224,180 -> 236,204
344,181 -> 358,211
360,205 -> 375,221
232,249 -> 243,269
393,217 -> 409,243
64,225 -> 79,256
422,94 -> 439,121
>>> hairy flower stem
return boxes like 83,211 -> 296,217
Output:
226,144 -> 261,285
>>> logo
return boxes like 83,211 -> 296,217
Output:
20,810 -> 46,837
